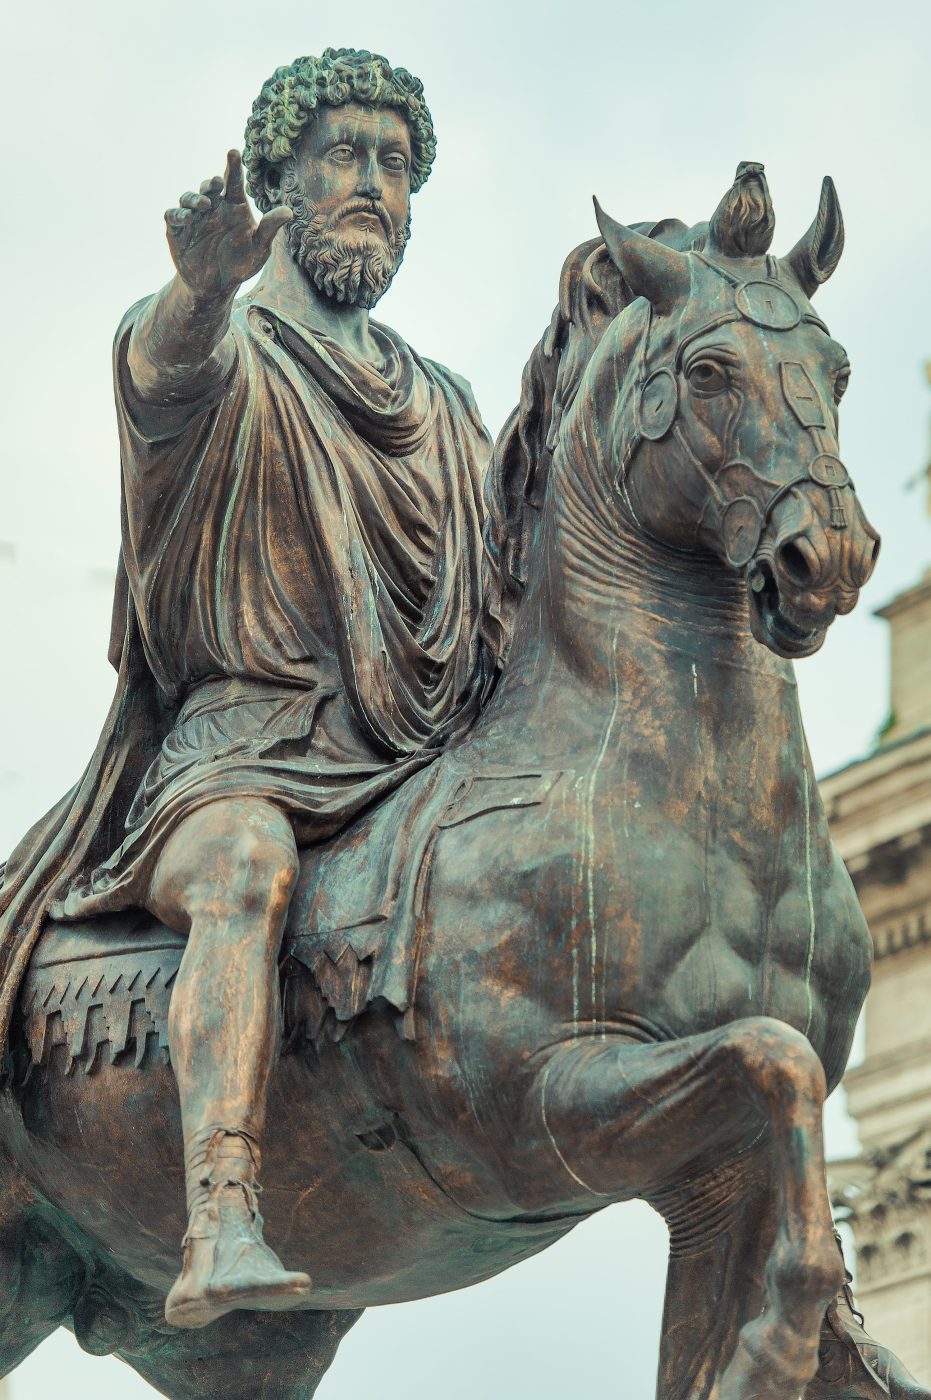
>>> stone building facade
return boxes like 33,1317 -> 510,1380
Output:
823,545 -> 931,1380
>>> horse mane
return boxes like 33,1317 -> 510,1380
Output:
479,218 -> 707,683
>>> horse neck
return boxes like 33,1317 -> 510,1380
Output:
481,398 -> 805,777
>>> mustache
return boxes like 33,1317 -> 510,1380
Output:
335,198 -> 393,240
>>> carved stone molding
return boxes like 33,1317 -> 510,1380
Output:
831,1124 -> 931,1290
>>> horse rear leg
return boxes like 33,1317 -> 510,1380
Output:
117,1305 -> 363,1400
523,1016 -> 842,1400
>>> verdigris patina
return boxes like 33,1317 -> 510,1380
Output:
0,53 -> 925,1397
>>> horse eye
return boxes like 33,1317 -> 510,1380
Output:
834,369 -> 851,404
687,360 -> 729,395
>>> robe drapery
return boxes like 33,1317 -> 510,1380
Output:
0,296 -> 491,1041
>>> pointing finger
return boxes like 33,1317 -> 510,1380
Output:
224,149 -> 246,201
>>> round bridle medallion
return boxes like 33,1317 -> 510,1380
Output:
721,497 -> 764,568
734,281 -> 802,330
639,369 -> 679,441
809,454 -> 849,488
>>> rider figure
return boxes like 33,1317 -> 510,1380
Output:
0,48 -> 491,1328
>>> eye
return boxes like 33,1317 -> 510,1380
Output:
834,366 -> 851,404
687,359 -> 730,395
329,145 -> 355,163
382,153 -> 409,173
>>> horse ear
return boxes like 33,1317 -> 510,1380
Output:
783,177 -> 844,297
593,197 -> 690,314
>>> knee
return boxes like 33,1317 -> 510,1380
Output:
719,1017 -> 827,1106
151,803 -> 299,928
224,824 -> 299,920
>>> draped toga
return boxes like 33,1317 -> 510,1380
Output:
0,295 -> 491,1037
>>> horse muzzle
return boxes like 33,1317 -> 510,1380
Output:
746,489 -> 880,659
746,560 -> 836,658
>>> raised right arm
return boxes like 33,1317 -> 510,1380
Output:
127,150 -> 292,404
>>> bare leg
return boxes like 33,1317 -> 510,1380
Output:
522,1017 -> 843,1400
146,796 -> 310,1327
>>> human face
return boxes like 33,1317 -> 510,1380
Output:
292,102 -> 412,246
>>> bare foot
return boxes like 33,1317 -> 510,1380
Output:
165,1187 -> 311,1329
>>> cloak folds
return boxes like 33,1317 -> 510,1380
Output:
0,296 -> 492,1045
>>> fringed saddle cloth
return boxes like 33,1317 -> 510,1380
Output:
16,758 -> 564,1076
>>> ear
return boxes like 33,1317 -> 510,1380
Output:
263,165 -> 284,209
783,177 -> 844,297
593,197 -> 690,315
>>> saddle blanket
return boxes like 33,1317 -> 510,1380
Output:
16,759 -> 564,1071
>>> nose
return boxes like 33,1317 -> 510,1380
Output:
775,505 -> 880,600
357,156 -> 383,201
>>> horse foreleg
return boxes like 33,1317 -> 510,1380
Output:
523,1016 -> 842,1400
650,1145 -> 781,1400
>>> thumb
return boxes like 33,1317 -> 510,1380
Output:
254,205 -> 293,258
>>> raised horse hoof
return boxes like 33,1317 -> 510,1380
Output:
165,1190 -> 311,1330
804,1294 -> 931,1399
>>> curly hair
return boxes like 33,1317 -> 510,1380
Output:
244,47 -> 437,211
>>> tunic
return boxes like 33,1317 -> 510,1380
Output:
0,294 -> 491,1036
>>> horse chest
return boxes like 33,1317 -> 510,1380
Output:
420,739 -> 870,1106
569,782 -> 870,1060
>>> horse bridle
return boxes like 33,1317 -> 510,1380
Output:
619,252 -> 853,569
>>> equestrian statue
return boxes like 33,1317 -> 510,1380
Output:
0,43 -> 926,1400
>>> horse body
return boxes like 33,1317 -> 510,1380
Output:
424,623 -> 866,1086
5,576 -> 867,1287
401,379 -> 871,1214
0,170 -> 904,1400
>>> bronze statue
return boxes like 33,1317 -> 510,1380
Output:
0,53 -> 926,1396
0,47 -> 491,1330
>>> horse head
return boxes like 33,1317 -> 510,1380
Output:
591,164 -> 879,658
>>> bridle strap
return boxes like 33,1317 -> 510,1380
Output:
618,253 -> 852,567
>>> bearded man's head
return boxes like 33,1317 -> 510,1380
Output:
243,48 -> 435,309
278,163 -> 412,310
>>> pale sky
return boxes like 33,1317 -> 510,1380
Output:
1,0 -> 929,1395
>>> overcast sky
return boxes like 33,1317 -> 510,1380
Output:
1,0 -> 929,1396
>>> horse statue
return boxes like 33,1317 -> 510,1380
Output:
0,165 -> 922,1400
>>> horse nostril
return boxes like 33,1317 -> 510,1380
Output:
853,535 -> 881,588
869,537 -> 881,572
778,540 -> 815,587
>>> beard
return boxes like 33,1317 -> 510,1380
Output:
280,168 -> 411,310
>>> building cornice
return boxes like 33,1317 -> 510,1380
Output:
875,570 -> 931,622
819,730 -> 931,867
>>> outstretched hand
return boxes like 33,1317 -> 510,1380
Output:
165,150 -> 292,299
